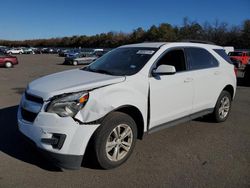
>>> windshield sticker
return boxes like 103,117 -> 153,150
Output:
136,50 -> 155,55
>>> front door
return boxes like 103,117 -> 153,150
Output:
149,49 -> 194,129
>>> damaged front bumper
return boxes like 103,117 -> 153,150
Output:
17,106 -> 100,169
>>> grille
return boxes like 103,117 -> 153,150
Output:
25,92 -> 43,104
21,108 -> 38,122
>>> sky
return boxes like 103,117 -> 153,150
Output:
0,0 -> 249,40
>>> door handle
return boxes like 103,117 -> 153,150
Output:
184,77 -> 193,83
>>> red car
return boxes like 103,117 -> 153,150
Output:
228,51 -> 250,67
0,52 -> 18,68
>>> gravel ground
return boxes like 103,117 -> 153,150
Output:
0,54 -> 250,188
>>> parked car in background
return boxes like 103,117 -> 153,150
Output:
0,46 -> 7,53
66,49 -> 82,57
33,48 -> 42,54
63,52 -> 89,65
18,42 -> 236,170
0,51 -> 18,68
229,51 -> 250,84
64,50 -> 108,65
23,47 -> 35,54
92,50 -> 108,57
6,48 -> 24,55
41,48 -> 58,54
228,51 -> 250,67
93,48 -> 104,52
58,49 -> 70,57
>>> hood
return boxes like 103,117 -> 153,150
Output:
27,69 -> 125,100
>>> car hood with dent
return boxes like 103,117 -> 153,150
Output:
27,69 -> 126,100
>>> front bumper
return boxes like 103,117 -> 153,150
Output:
17,106 -> 100,169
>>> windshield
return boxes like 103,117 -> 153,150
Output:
83,47 -> 157,76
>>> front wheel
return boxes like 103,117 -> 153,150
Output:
211,90 -> 232,122
93,112 -> 137,169
5,62 -> 13,68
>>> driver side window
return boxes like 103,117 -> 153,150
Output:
156,49 -> 186,72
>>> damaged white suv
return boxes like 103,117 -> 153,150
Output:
18,42 -> 236,169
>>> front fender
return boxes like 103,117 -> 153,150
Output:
75,76 -> 148,130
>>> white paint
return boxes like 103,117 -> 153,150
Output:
17,42 -> 236,166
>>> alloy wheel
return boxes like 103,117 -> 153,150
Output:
105,124 -> 133,162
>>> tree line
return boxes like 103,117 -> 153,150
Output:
1,18 -> 250,49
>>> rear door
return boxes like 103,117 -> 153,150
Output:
185,47 -> 222,113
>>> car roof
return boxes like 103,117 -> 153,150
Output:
120,42 -> 167,48
120,42 -> 223,49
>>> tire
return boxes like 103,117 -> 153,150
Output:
211,90 -> 232,122
5,62 -> 13,68
93,112 -> 137,169
73,61 -> 78,66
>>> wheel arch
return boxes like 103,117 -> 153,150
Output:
222,85 -> 235,100
115,105 -> 145,140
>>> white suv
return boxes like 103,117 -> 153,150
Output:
18,42 -> 236,169
7,48 -> 24,54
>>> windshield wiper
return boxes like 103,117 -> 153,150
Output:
94,69 -> 115,75
84,67 -> 115,75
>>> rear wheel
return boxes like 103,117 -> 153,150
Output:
211,90 -> 232,122
93,112 -> 137,169
5,62 -> 13,68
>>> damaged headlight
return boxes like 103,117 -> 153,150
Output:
46,91 -> 89,117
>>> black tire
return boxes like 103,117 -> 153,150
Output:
93,112 -> 137,169
211,90 -> 232,122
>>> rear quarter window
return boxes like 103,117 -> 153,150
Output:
214,49 -> 233,64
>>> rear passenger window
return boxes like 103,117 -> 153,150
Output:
186,48 -> 219,70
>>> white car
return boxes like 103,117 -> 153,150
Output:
18,42 -> 236,169
7,48 -> 24,54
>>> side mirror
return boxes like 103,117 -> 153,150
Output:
152,64 -> 176,76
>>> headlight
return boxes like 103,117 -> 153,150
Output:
46,91 -> 89,117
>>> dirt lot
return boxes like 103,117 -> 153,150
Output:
0,55 -> 250,188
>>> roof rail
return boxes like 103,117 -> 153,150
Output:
180,39 -> 215,45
